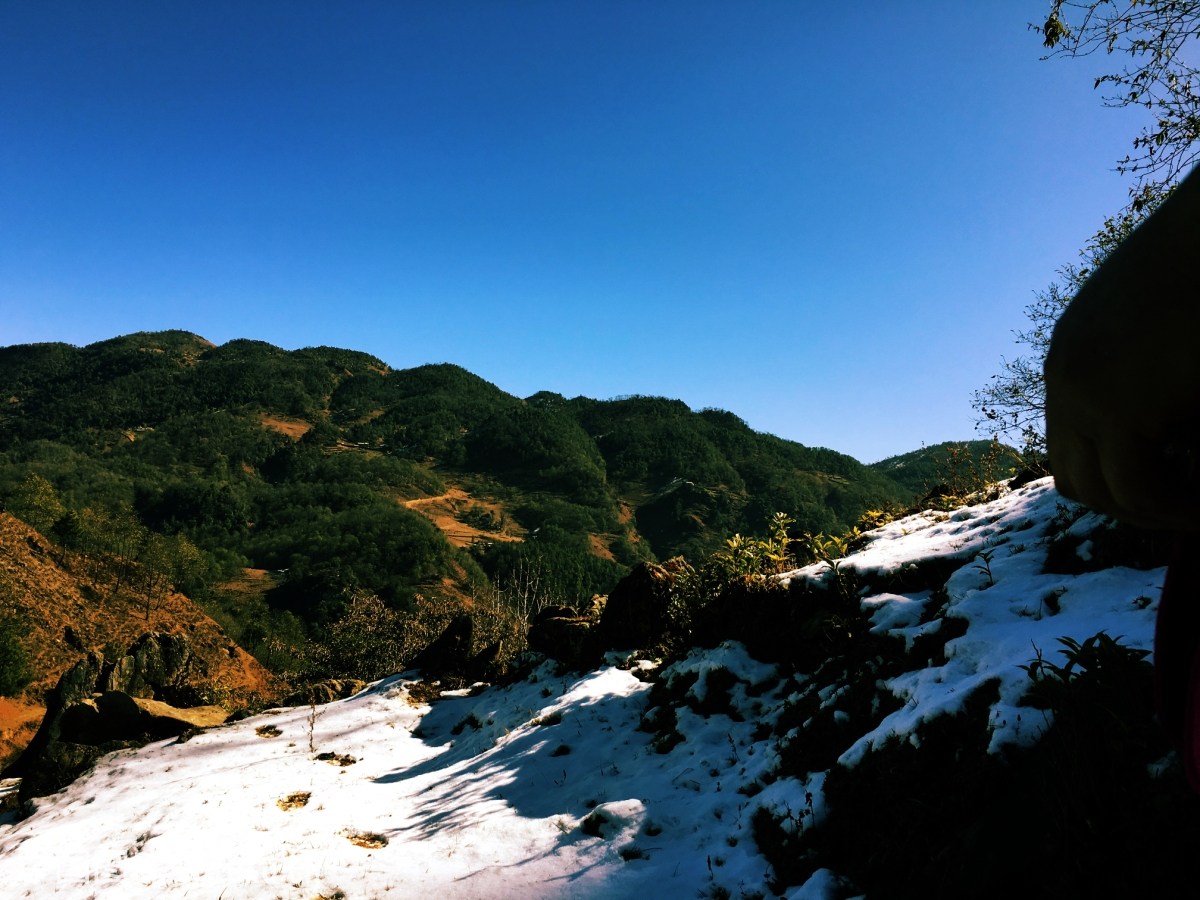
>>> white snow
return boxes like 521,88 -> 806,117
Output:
0,478 -> 1168,898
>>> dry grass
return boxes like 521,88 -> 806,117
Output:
315,752 -> 356,766
0,513 -> 284,765
216,567 -> 278,596
343,830 -> 388,849
402,485 -> 524,549
0,698 -> 43,769
276,791 -> 311,811
588,533 -> 616,562
258,414 -> 312,441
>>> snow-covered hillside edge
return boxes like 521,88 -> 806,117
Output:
1,477 -> 1190,899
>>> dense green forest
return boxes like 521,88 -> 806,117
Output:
1,330 -> 938,677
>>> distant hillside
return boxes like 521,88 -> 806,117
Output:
0,330 -> 918,689
870,439 -> 1021,499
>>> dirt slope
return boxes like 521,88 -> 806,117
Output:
403,486 -> 525,548
0,513 -> 282,767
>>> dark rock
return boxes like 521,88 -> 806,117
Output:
63,625 -> 85,652
465,640 -> 504,683
55,691 -> 189,744
0,777 -> 21,814
596,560 -> 687,652
3,632 -> 226,802
100,632 -> 201,702
527,608 -> 599,669
412,615 -> 474,679
55,699 -> 106,744
128,697 -> 228,736
1008,464 -> 1049,490
7,652 -> 104,773
52,653 -> 105,711
17,742 -> 106,802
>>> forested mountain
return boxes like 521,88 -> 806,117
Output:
0,330 -> 917,680
869,439 -> 1021,499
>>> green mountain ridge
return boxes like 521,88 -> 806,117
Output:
869,439 -> 1021,498
0,329 -> 973,676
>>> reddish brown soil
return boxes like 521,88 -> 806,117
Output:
0,513 -> 283,767
259,414 -> 312,440
588,534 -> 617,562
0,698 -> 42,769
403,487 -> 524,549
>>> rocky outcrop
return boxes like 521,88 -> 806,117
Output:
412,615 -> 475,679
55,693 -> 228,745
409,616 -> 509,684
527,604 -> 601,669
99,632 -> 201,703
596,559 -> 688,653
3,632 -> 229,803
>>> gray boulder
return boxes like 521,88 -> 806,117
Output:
100,632 -> 200,702
3,632 -> 225,804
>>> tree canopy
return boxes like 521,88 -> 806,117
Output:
0,330 -> 922,673
1039,1 -> 1200,210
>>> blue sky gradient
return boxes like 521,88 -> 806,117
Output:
0,2 -> 1145,462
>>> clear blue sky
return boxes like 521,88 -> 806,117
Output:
0,1 -> 1144,462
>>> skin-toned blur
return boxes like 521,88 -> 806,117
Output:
1044,167 -> 1200,530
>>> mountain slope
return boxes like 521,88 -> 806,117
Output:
0,513 -> 281,766
869,438 -> 1020,499
0,331 -> 913,652
1,478 -> 1188,898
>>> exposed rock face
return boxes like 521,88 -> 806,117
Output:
0,514 -> 283,770
16,652 -> 105,754
3,632 -> 229,803
55,693 -> 227,745
99,632 -> 200,702
409,616 -> 508,684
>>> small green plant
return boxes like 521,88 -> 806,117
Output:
799,530 -> 850,565
973,549 -> 996,587
925,437 -> 1017,509
798,530 -> 861,601
1020,631 -> 1151,711
856,507 -> 896,531
652,512 -> 806,650
710,512 -> 796,580
0,615 -> 32,696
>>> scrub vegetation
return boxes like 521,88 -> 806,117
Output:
0,330 -> 922,687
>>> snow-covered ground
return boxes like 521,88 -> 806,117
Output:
0,478 -> 1169,898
